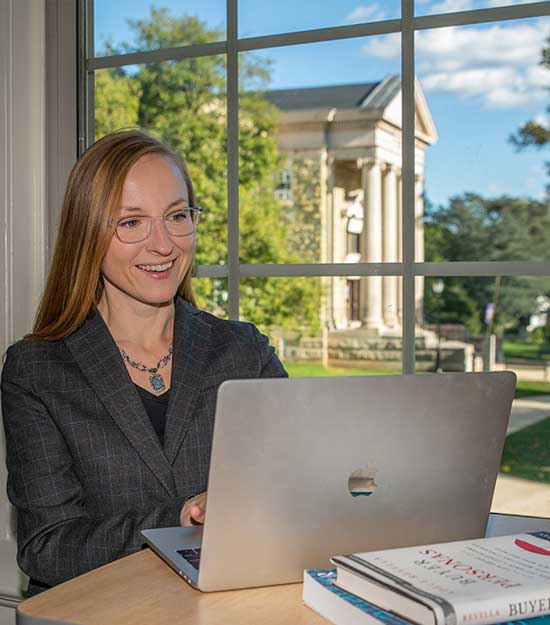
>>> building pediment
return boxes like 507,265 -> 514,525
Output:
265,74 -> 438,147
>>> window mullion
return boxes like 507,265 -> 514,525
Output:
78,0 -> 94,154
402,0 -> 416,374
226,0 -> 240,319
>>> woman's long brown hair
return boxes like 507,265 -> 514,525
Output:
27,129 -> 197,342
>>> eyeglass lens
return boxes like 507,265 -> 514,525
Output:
116,208 -> 200,243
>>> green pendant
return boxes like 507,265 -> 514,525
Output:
150,373 -> 166,393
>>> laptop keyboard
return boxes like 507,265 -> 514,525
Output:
177,548 -> 201,570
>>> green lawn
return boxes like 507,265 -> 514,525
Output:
515,381 -> 550,398
501,417 -> 550,484
284,363 -> 397,377
503,340 -> 550,361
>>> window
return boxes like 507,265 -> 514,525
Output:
347,279 -> 361,323
275,168 -> 292,203
81,1 -> 550,515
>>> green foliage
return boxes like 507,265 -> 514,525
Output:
510,120 -> 550,150
509,34 -> 550,197
94,70 -> 141,137
94,7 -> 322,332
424,193 -> 550,335
532,325 -> 550,346
424,279 -> 483,335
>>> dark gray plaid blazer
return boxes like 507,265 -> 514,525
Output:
1,297 -> 287,597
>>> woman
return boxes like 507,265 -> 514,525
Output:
1,129 -> 287,597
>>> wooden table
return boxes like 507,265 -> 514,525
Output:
17,514 -> 550,625
17,548 -> 326,625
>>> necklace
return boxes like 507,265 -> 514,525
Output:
119,345 -> 173,394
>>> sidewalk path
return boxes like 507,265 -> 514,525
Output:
508,394 -> 550,434
492,474 -> 550,517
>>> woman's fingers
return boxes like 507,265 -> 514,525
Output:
190,505 -> 205,524
179,491 -> 207,526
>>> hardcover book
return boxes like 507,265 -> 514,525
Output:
303,568 -> 413,625
330,532 -> 550,625
303,568 -> 550,625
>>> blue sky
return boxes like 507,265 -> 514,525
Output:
95,1 -> 549,207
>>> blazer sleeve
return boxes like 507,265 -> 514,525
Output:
1,348 -> 185,589
250,324 -> 289,379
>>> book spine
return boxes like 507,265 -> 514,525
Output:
338,555 -> 454,625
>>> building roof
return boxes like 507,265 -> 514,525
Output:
264,75 -> 401,112
265,81 -> 380,112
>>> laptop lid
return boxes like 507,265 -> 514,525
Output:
195,371 -> 515,591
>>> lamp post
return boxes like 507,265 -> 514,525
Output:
432,279 -> 444,373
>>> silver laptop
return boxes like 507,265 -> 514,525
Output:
141,371 -> 516,592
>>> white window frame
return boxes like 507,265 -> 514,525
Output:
76,0 -> 550,375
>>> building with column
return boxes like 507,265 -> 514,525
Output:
266,75 -> 438,335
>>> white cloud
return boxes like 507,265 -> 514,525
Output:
361,20 -> 549,109
483,0 -> 541,7
424,0 -> 537,13
534,112 -> 550,127
428,0 -> 473,13
345,4 -> 386,24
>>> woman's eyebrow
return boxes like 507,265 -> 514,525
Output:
120,198 -> 188,212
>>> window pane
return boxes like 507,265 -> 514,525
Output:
414,17 -> 550,261
94,1 -> 226,57
239,1 -> 400,38
415,1 -> 544,16
418,276 -> 550,517
240,276 -> 403,375
239,34 -> 402,265
94,56 -> 227,266
193,277 -> 228,318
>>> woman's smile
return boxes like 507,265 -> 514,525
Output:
135,258 -> 177,279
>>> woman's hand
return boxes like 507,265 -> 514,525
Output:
180,491 -> 207,526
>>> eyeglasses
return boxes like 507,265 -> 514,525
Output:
112,207 -> 203,244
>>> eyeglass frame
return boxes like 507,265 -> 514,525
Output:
109,206 -> 203,244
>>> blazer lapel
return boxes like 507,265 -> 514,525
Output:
64,313 -> 177,497
163,298 -> 212,466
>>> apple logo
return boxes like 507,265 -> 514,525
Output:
348,467 -> 378,497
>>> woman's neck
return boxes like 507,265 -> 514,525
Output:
97,292 -> 175,352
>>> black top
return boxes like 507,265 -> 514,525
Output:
135,384 -> 170,447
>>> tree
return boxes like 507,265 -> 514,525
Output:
509,34 -> 550,199
95,69 -> 141,138
424,193 -> 550,335
95,8 -> 321,334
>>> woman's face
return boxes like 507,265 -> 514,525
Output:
100,154 -> 195,308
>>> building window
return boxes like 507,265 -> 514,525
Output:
347,279 -> 361,322
275,168 -> 292,203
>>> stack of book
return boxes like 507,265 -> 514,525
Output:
303,532 -> 550,625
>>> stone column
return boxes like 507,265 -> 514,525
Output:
396,171 -> 403,326
360,159 -> 383,329
415,175 -> 425,323
382,164 -> 398,329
